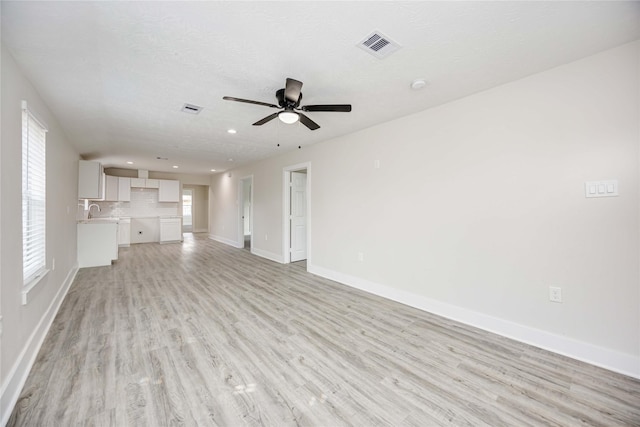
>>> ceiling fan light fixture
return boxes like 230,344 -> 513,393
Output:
278,111 -> 299,124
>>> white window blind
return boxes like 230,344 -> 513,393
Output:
22,101 -> 47,285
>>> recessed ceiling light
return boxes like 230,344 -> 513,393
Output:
227,129 -> 237,134
210,169 -> 216,172
228,158 -> 233,162
172,165 -> 179,169
126,161 -> 133,165
411,79 -> 427,90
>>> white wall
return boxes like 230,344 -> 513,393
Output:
0,44 -> 80,423
210,42 -> 640,377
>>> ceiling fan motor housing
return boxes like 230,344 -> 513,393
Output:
276,88 -> 302,108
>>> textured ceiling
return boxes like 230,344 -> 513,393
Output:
2,1 -> 639,174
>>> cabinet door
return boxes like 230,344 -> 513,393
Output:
160,219 -> 182,242
104,175 -> 119,201
130,178 -> 145,187
158,180 -> 180,202
118,178 -> 131,201
78,160 -> 103,199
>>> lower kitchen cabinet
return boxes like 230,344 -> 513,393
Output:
160,217 -> 182,243
78,222 -> 118,267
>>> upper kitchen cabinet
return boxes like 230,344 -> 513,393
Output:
104,175 -> 119,201
104,175 -> 131,202
118,177 -> 131,202
131,178 -> 160,188
78,160 -> 103,199
158,179 -> 180,202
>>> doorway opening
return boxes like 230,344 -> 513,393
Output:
283,162 -> 310,266
182,188 -> 193,232
181,185 -> 209,234
239,176 -> 253,251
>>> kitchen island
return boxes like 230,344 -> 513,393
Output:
77,219 -> 119,267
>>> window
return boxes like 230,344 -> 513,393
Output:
22,100 -> 47,286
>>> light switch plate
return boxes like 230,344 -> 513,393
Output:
585,180 -> 618,198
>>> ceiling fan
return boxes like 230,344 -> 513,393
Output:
223,78 -> 351,131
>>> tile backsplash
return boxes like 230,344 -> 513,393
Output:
80,188 -> 178,219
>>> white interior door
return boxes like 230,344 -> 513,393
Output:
290,171 -> 307,262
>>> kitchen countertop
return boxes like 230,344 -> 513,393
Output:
78,218 -> 119,224
80,215 -> 183,222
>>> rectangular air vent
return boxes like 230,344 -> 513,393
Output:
181,103 -> 203,114
357,30 -> 401,59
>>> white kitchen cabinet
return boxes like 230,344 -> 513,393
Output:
130,178 -> 146,188
158,179 -> 180,202
118,218 -> 131,246
78,160 -> 103,199
130,178 -> 160,189
77,221 -> 118,267
118,177 -> 131,201
104,175 -> 119,201
160,217 -> 182,243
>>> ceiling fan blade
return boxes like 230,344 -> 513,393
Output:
223,96 -> 279,109
301,104 -> 352,112
284,78 -> 303,103
252,112 -> 280,126
298,113 -> 320,130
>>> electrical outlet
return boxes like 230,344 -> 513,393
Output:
357,252 -> 364,262
549,286 -> 562,303
52,258 -> 56,271
265,234 -> 268,241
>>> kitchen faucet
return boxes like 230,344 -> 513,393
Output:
87,203 -> 101,219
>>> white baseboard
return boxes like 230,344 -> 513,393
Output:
251,247 -> 284,264
307,263 -> 640,380
1,264 -> 78,426
192,228 -> 208,233
208,234 -> 284,264
208,233 -> 242,249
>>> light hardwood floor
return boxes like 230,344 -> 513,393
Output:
8,234 -> 640,426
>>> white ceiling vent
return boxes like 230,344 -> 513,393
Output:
357,30 -> 401,59
181,103 -> 203,114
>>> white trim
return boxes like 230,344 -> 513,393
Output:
251,247 -> 285,264
208,233 -> 242,249
209,233 -> 283,263
1,264 -> 78,426
238,175 -> 253,252
282,162 -> 311,265
20,100 -> 49,132
21,268 -> 50,305
307,263 -> 640,380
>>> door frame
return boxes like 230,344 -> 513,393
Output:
238,175 -> 254,250
182,187 -> 193,232
283,162 -> 311,265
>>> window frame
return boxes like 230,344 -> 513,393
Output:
21,100 -> 48,299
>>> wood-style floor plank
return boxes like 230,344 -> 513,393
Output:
8,234 -> 640,426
